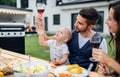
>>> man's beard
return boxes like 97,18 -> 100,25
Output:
75,26 -> 88,33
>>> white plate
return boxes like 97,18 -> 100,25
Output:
54,65 -> 88,77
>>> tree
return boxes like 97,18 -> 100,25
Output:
0,0 -> 16,7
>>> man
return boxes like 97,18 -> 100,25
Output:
67,7 -> 107,71
35,7 -> 107,71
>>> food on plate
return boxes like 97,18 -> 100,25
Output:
68,67 -> 82,74
14,64 -> 46,73
1,66 -> 11,75
59,73 -> 70,77
67,64 -> 79,71
0,71 -> 4,77
67,64 -> 82,74
0,58 -> 21,75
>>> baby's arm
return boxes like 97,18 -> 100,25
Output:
53,53 -> 68,65
36,29 -> 48,46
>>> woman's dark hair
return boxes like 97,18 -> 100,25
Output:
79,7 -> 100,26
108,0 -> 120,76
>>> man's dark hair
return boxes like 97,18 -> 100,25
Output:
79,7 -> 100,26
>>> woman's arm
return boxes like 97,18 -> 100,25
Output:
107,57 -> 120,74
89,72 -> 110,77
93,48 -> 120,74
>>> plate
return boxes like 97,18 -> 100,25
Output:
54,65 -> 88,77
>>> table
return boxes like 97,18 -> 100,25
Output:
0,49 -> 56,77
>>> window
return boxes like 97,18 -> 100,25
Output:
33,16 -> 35,25
71,13 -> 78,30
53,14 -> 60,25
44,17 -> 48,31
56,0 -> 62,6
37,0 -> 46,5
93,11 -> 104,32
21,0 -> 28,8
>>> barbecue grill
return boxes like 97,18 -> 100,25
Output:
0,23 -> 25,54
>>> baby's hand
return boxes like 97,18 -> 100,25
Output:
35,14 -> 44,29
53,58 -> 60,66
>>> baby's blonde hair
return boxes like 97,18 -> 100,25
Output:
62,27 -> 72,42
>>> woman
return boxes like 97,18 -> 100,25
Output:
89,0 -> 120,77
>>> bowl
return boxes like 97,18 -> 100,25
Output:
13,61 -> 50,77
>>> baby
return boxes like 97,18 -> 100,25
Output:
36,27 -> 72,65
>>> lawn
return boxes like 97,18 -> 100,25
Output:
25,34 -> 50,61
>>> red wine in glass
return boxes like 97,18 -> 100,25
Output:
89,34 -> 101,62
37,9 -> 45,15
91,42 -> 100,49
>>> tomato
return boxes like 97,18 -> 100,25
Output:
59,73 -> 69,77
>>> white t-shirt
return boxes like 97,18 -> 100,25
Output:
47,40 -> 69,64
78,33 -> 107,53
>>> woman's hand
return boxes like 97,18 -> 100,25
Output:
92,48 -> 110,64
89,72 -> 107,77
97,62 -> 110,75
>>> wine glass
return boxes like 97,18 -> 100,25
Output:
36,3 -> 46,30
37,3 -> 46,16
89,33 -> 101,62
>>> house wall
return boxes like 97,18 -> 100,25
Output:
16,0 -> 21,8
16,0 -> 35,26
16,0 -> 113,34
12,15 -> 26,23
43,0 -> 110,34
0,14 -> 12,22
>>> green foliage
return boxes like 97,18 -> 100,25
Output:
0,0 -> 16,7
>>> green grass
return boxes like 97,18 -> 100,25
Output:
25,34 -> 50,61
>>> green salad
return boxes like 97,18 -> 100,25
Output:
15,64 -> 46,73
